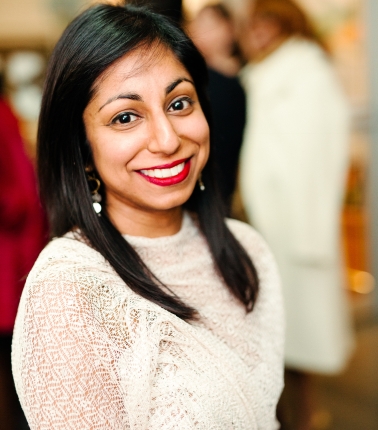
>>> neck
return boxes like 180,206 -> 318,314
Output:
106,203 -> 183,238
206,54 -> 241,77
252,35 -> 288,63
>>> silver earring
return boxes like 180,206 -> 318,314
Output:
87,172 -> 102,214
198,174 -> 205,191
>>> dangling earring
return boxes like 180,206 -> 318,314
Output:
86,170 -> 102,214
198,173 -> 205,191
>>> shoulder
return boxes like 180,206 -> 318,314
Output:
23,233 -> 192,320
26,234 -> 111,286
256,38 -> 330,81
226,219 -> 284,342
23,234 -> 121,311
226,218 -> 269,256
16,234 -> 176,354
34,233 -> 108,267
280,38 -> 326,65
226,218 -> 277,271
226,218 -> 282,296
23,234 -> 154,326
283,39 -> 336,82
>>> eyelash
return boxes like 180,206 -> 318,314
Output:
110,96 -> 195,125
168,96 -> 195,111
111,112 -> 139,125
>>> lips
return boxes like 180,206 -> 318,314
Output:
137,158 -> 191,186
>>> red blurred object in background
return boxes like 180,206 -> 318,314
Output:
0,96 -> 47,334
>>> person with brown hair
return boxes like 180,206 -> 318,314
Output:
238,0 -> 355,428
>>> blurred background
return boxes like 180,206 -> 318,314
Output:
0,0 -> 377,429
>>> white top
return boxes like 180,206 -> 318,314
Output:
239,37 -> 354,373
12,213 -> 284,429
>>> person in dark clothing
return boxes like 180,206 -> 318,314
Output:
207,68 -> 246,213
188,4 -> 246,214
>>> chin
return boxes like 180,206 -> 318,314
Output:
149,189 -> 194,211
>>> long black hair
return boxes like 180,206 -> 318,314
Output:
38,3 -> 259,321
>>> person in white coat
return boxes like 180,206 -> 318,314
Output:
238,0 -> 355,428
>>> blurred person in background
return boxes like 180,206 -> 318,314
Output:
237,0 -> 355,428
0,71 -> 46,428
188,3 -> 246,214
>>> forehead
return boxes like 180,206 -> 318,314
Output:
92,45 -> 191,95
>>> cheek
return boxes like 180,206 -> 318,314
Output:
192,118 -> 210,172
83,109 -> 142,173
184,113 -> 210,148
88,130 -> 142,174
197,118 -> 210,161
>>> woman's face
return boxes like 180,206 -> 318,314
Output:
83,46 -> 210,224
190,8 -> 235,58
239,15 -> 283,62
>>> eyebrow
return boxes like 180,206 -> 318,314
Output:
165,77 -> 194,95
99,93 -> 141,111
98,77 -> 194,111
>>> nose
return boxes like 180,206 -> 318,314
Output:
147,112 -> 181,155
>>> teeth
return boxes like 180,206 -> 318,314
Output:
176,162 -> 185,174
141,161 -> 185,178
140,169 -> 155,177
161,169 -> 172,178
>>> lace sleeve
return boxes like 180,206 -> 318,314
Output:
12,259 -> 169,430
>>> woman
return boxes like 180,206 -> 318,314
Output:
11,3 -> 284,429
188,3 -> 243,77
188,3 -> 247,214
238,0 -> 354,427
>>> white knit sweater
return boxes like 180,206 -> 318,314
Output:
12,213 -> 284,429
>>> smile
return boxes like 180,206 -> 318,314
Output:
137,158 -> 191,187
140,161 -> 185,178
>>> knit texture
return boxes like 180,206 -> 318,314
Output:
12,213 -> 284,429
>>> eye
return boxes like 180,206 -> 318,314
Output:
168,97 -> 194,112
111,112 -> 139,125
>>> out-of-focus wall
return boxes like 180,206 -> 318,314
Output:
0,0 -> 64,49
296,0 -> 368,127
0,0 -> 92,154
366,0 -> 378,316
295,0 -> 371,294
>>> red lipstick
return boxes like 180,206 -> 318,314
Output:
137,158 -> 191,187
146,158 -> 188,170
